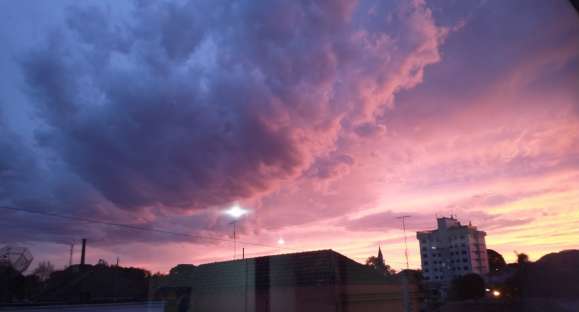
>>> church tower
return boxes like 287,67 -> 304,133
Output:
377,246 -> 384,264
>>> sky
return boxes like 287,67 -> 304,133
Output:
0,0 -> 578,273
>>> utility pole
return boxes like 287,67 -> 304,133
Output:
396,215 -> 412,312
225,205 -> 248,260
244,249 -> 248,312
232,220 -> 237,259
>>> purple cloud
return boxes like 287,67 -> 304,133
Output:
14,0 -> 443,214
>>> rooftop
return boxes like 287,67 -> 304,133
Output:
416,216 -> 482,235
188,249 -> 396,291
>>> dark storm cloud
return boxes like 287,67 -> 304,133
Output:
13,0 -> 443,216
0,116 -> 29,201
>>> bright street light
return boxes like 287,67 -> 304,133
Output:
224,204 -> 249,260
225,205 -> 249,219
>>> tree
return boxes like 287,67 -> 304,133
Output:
503,252 -> 532,299
32,261 -> 54,282
97,259 -> 109,266
449,273 -> 485,301
365,256 -> 396,276
517,253 -> 530,265
0,265 -> 41,303
169,264 -> 196,276
487,249 -> 506,272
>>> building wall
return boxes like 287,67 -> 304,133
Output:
190,285 -> 337,312
339,284 -> 421,312
189,284 -> 416,312
467,231 -> 489,275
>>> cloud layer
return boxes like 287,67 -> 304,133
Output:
13,0 -> 443,214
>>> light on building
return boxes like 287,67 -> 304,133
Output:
492,290 -> 501,298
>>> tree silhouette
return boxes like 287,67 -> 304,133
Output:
32,261 -> 54,282
365,256 -> 396,276
449,273 -> 485,301
487,249 -> 506,272
517,253 -> 530,265
0,266 -> 41,303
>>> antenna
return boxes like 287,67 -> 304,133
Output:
396,215 -> 412,312
68,242 -> 74,267
396,215 -> 411,270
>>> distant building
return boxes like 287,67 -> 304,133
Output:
182,250 -> 421,312
416,217 -> 488,295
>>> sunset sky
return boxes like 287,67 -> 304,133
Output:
0,0 -> 578,274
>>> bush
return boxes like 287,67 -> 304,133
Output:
449,273 -> 485,301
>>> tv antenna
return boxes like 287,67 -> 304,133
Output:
396,215 -> 411,269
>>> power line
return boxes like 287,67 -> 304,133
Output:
0,206 -> 299,252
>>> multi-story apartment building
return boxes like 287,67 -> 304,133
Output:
416,216 -> 489,287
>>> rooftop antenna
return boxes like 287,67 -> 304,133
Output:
396,215 -> 412,312
396,215 -> 411,270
